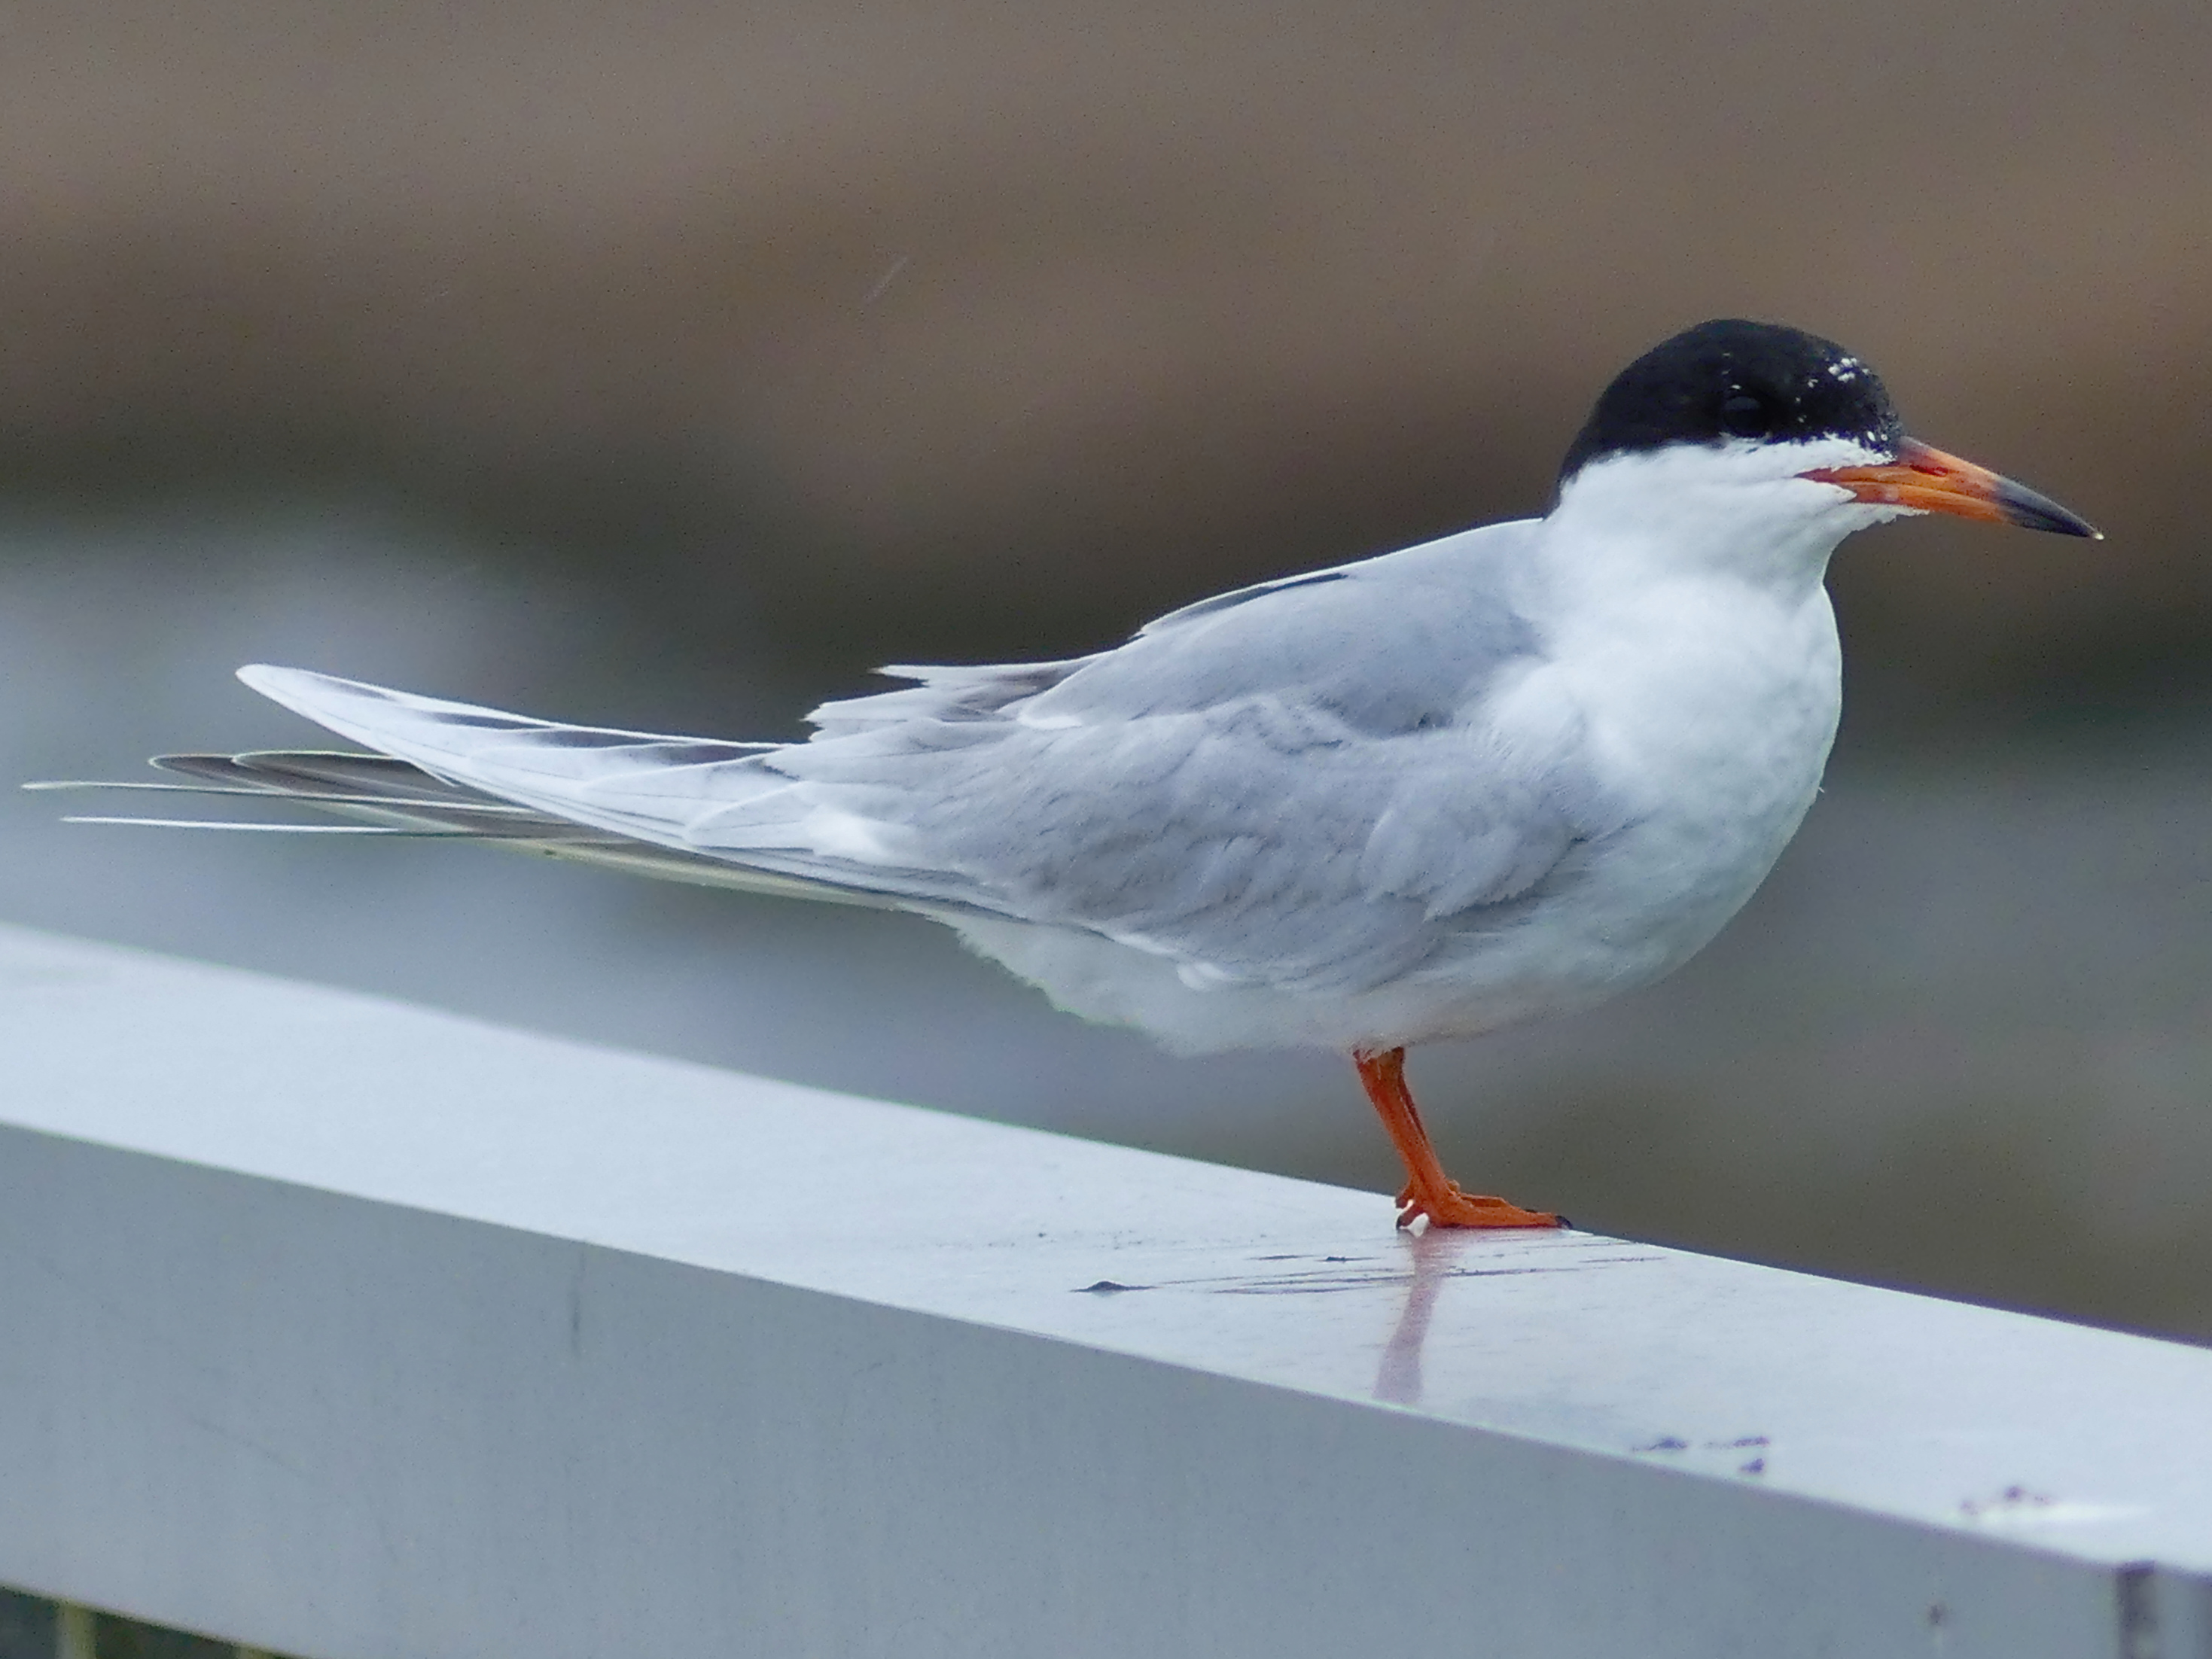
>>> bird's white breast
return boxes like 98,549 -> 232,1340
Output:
1476,560 -> 1843,1003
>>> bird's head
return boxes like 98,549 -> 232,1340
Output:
1549,318 -> 2097,590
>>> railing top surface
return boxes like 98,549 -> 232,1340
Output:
3,920 -> 2208,1574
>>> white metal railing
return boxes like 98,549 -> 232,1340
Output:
2,920 -> 2209,1659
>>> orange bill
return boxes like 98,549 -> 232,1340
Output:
1802,437 -> 2100,538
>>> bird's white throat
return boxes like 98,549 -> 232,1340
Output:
1549,436 -> 1909,602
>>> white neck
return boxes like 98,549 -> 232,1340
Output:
1543,437 -> 1907,605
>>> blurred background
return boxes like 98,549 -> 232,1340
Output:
2,0 -> 2208,1338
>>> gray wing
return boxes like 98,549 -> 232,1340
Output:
763,519 -> 1624,991
54,518 -> 1623,994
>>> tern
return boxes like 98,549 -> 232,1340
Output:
41,319 -> 2098,1229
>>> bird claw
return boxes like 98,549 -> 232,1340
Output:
1396,1183 -> 1562,1231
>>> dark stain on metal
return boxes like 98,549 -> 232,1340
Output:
1199,1253 -> 1663,1296
1959,1484 -> 2055,1519
2116,1561 -> 2157,1659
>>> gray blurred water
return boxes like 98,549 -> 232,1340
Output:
5,504 -> 2210,1341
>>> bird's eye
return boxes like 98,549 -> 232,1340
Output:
1719,391 -> 1771,439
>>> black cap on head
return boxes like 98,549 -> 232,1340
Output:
1558,320 -> 1905,485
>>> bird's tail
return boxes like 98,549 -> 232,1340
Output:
27,665 -> 900,909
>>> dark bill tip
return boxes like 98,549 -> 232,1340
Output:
1992,476 -> 2102,539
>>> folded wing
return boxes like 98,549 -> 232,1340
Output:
47,520 -> 1622,996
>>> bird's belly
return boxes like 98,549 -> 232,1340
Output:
943,759 -> 1818,1058
948,595 -> 1842,1056
1418,764 -> 1824,1030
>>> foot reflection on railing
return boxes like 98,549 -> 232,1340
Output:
1373,1228 -> 1463,1406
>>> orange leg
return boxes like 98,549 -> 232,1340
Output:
1353,1047 -> 1562,1230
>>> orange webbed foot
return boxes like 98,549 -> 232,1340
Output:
1396,1183 -> 1562,1231
1356,1048 -> 1562,1231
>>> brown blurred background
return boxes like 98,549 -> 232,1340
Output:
3,1 -> 2210,1338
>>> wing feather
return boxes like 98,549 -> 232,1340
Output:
50,518 -> 1615,996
